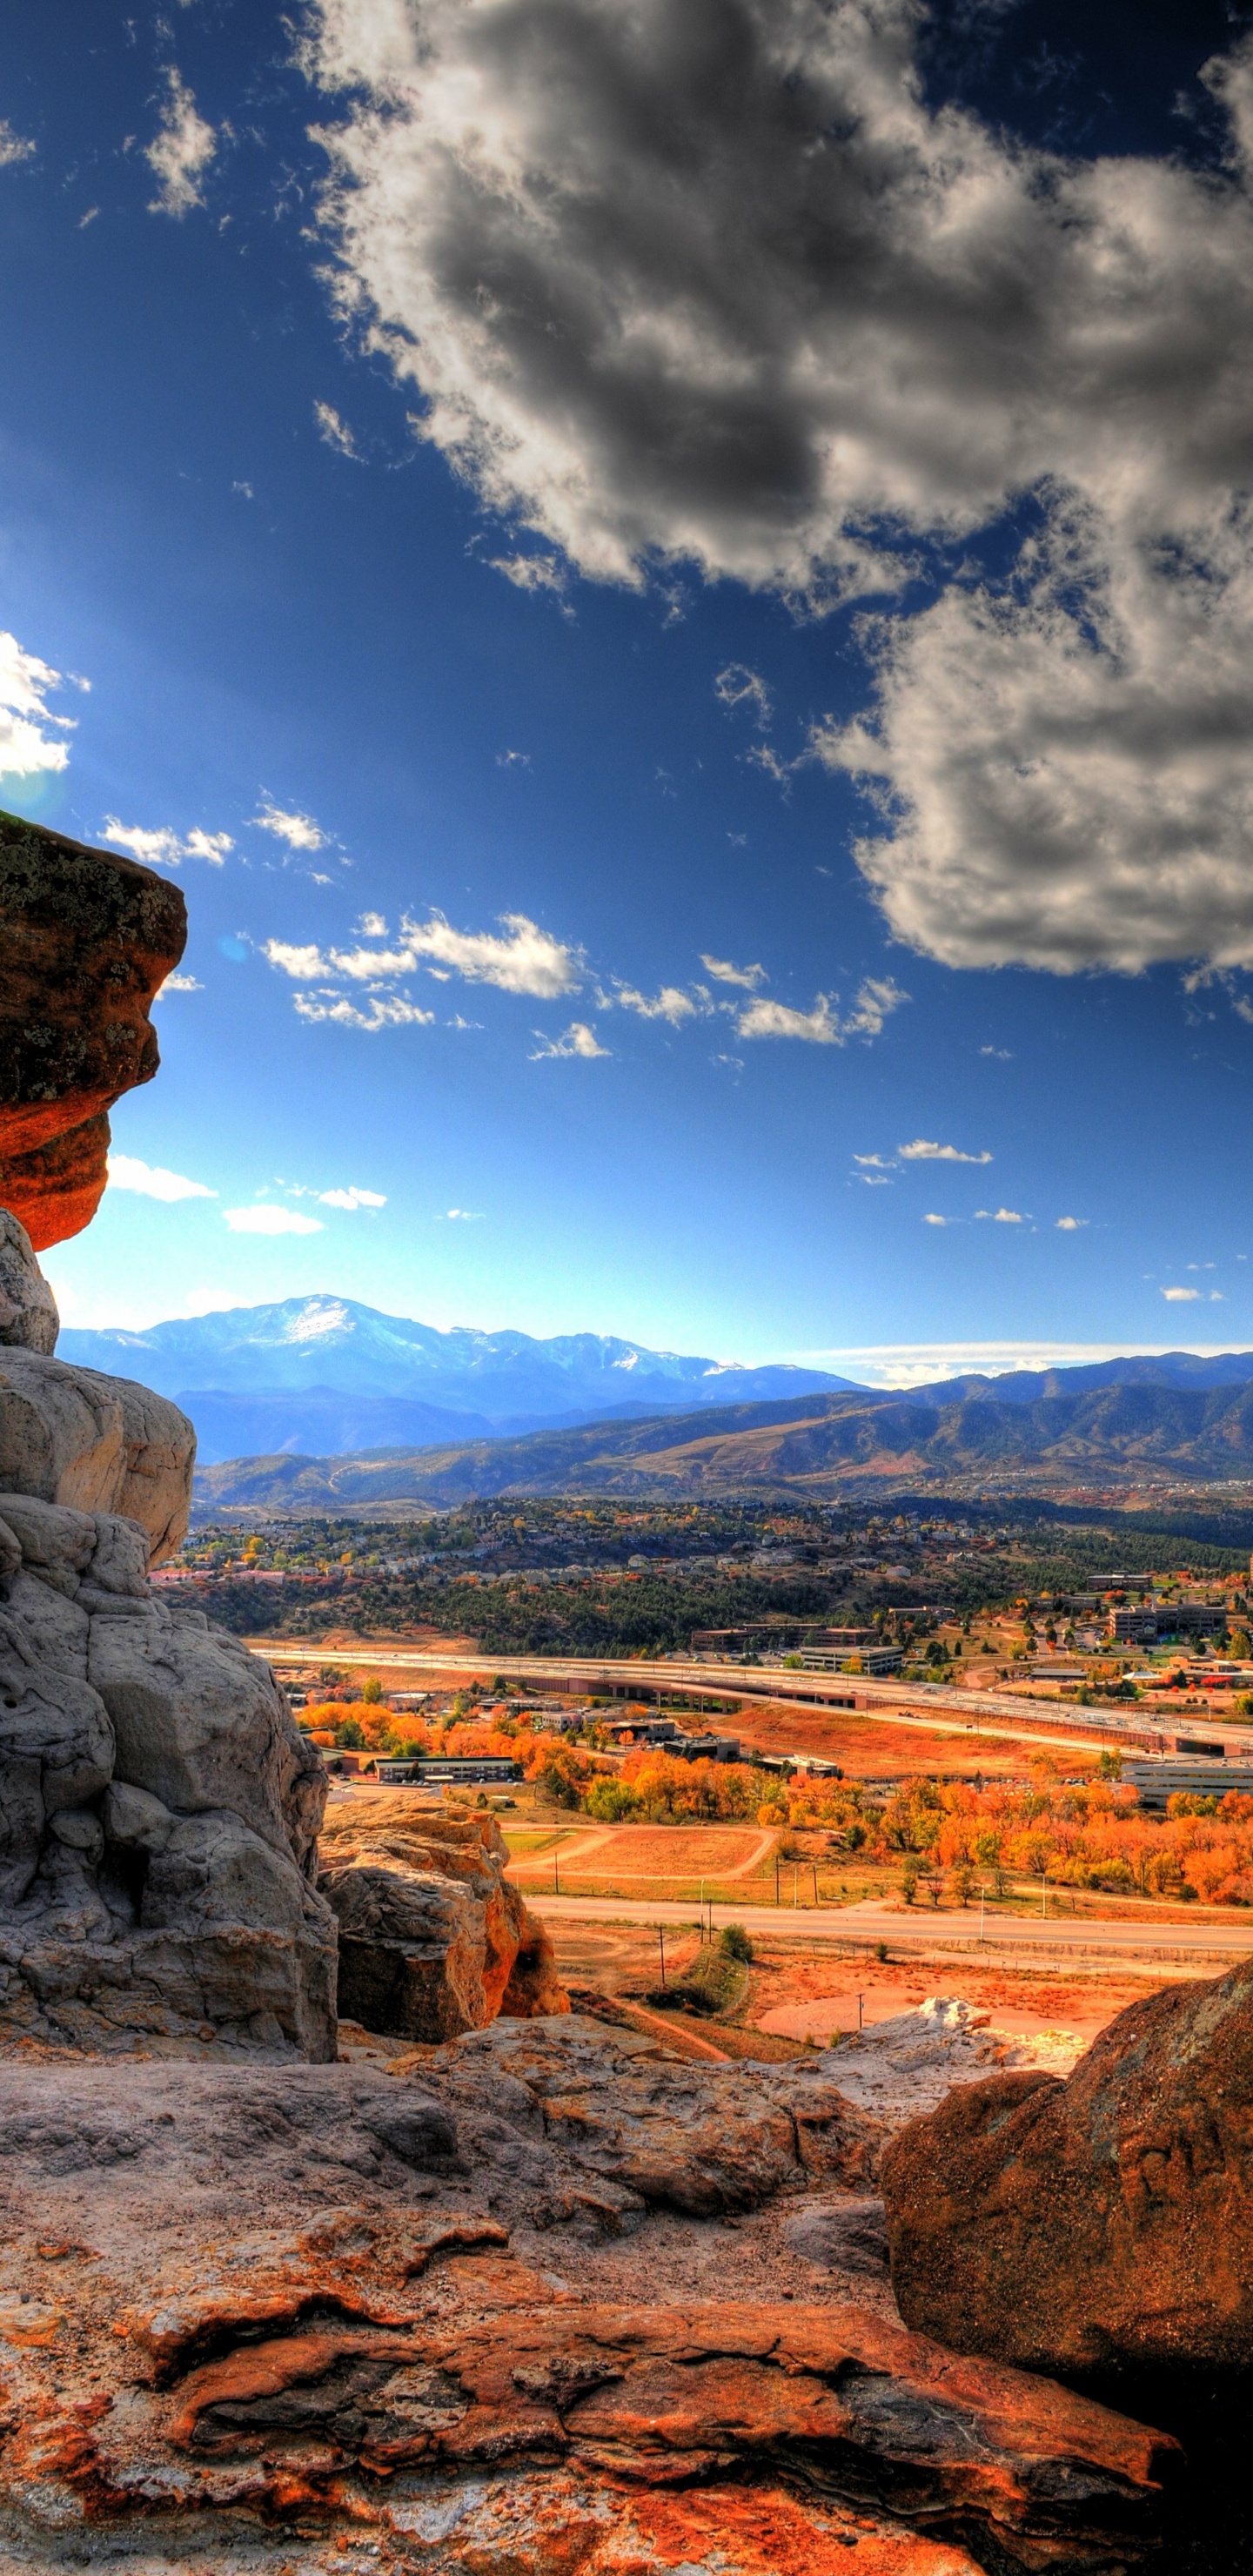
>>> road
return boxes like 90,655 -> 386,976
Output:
252,1640 -> 1204,1758
522,1888 -> 1253,1962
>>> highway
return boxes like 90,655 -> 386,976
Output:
522,1888 -> 1253,1963
252,1639 -> 1235,1758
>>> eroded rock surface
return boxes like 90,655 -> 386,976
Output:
0,1212 -> 57,1355
881,1955 -> 1253,2377
0,1490 -> 333,2058
0,2043 -> 1179,2573
319,1794 -> 569,2041
0,1347 -> 194,1560
0,811 -> 186,1248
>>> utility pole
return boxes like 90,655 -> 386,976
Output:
775,1854 -> 780,1905
857,1993 -> 864,2029
979,1882 -> 985,1943
658,1927 -> 666,1986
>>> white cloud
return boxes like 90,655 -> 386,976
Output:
145,67 -> 216,218
155,973 -> 204,997
401,910 -> 580,996
102,817 -> 231,869
303,0 -> 1253,975
530,1021 -> 610,1059
737,976 -> 907,1044
317,1185 -> 386,1210
438,1207 -> 483,1220
356,911 -> 387,936
843,976 -> 908,1038
1163,1285 -> 1202,1302
107,1154 -> 215,1204
0,633 -> 74,778
899,1138 -> 992,1164
714,665 -> 773,727
251,797 -> 327,851
1055,1216 -> 1086,1231
981,1047 -> 1013,1061
320,910 -> 581,998
315,399 -> 362,460
488,553 -> 566,594
0,124 -> 34,169
101,818 -> 182,869
974,1207 -> 1025,1224
224,1205 -> 325,1236
611,982 -> 702,1026
854,1153 -> 895,1171
293,992 -> 435,1030
736,994 -> 843,1044
700,954 -> 766,991
264,939 -> 327,979
922,1213 -> 948,1227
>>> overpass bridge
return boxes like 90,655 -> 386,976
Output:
252,1641 -> 1216,1761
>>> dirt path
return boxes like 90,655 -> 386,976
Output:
508,1825 -> 778,1882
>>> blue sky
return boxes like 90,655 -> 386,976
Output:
3,0 -> 1253,1381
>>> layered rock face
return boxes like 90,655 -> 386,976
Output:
0,1211 -> 336,2059
319,1793 -> 569,2040
0,810 -> 186,1247
881,1954 -> 1253,2378
0,2025 -> 1180,2573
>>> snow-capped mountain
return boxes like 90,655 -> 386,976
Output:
57,1297 -> 859,1462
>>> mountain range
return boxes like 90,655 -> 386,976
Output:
191,1373 -> 1253,1514
57,1296 -> 859,1461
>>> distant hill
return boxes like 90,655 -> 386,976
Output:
57,1296 -> 860,1460
191,1372 -> 1253,1513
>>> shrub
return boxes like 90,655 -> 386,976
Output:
584,1779 -> 640,1822
719,1923 -> 754,1962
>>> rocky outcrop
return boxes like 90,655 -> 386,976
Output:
881,1955 -> 1253,2378
0,2037 -> 1180,2573
0,1485 -> 334,2058
0,809 -> 187,1248
0,1345 -> 195,1560
318,1794 -> 569,2041
0,1210 -> 57,1353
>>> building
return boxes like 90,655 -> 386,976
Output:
690,1623 -> 870,1656
1108,1609 -> 1157,1645
796,1645 -> 902,1676
413,1757 -> 523,1785
1123,1758 -> 1253,1809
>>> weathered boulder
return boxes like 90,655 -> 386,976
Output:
0,2043 -> 1178,2573
438,2014 -> 883,2214
0,1348 -> 194,1560
0,1209 -> 57,1352
0,809 -> 186,1248
0,1490 -> 335,2057
318,1795 -> 569,2041
881,1954 -> 1253,2378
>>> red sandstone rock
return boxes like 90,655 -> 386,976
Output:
318,1797 -> 570,2040
881,1952 -> 1253,2376
0,811 -> 186,1248
0,2052 -> 1178,2572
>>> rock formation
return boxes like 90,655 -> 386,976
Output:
0,2026 -> 1181,2572
881,1954 -> 1253,2378
0,810 -> 186,1247
0,1206 -> 336,2058
318,1793 -> 569,2039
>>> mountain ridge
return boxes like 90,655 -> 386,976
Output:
57,1296 -> 861,1459
191,1372 -> 1253,1513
